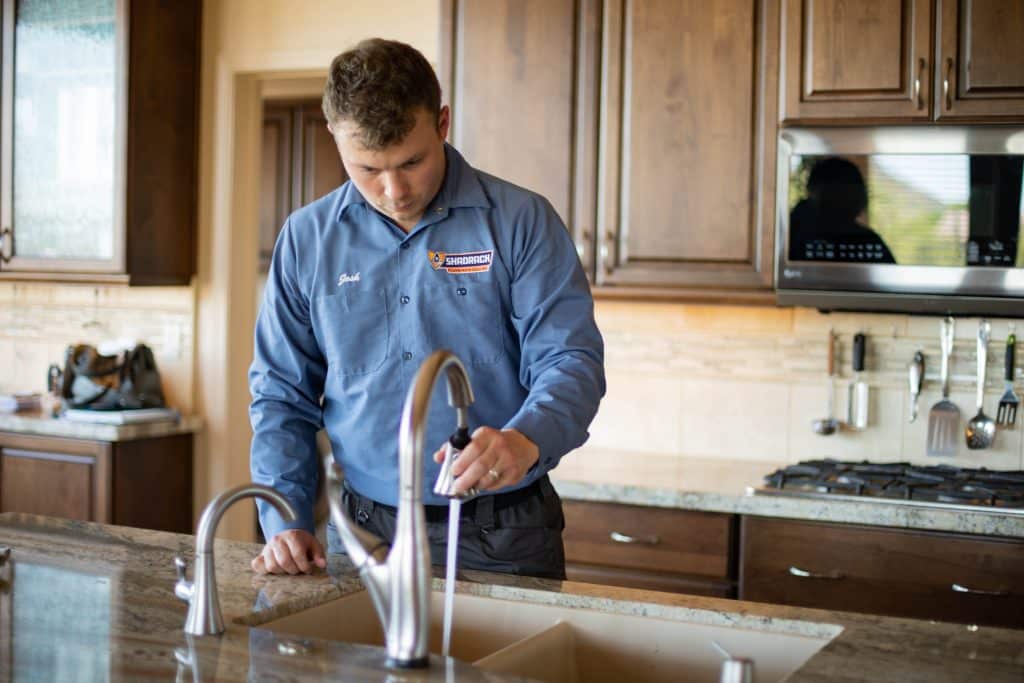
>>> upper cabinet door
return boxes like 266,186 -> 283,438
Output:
0,0 -> 199,285
596,0 -> 779,295
1,0 -> 122,274
935,0 -> 1024,120
781,0 -> 933,122
441,0 -> 598,272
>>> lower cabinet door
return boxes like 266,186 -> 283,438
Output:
0,448 -> 102,521
563,500 -> 737,597
740,516 -> 1024,628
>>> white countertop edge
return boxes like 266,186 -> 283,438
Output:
0,413 -> 203,441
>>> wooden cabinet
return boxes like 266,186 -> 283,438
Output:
0,431 -> 192,533
563,500 -> 737,598
0,0 -> 200,285
935,0 -> 1024,120
260,101 -> 347,272
440,0 -> 779,303
740,516 -> 1024,629
782,0 -> 1024,123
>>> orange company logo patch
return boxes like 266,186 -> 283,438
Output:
427,249 -> 493,274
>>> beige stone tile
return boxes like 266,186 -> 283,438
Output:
595,302 -> 793,336
678,378 -> 789,461
586,369 -> 683,455
788,383 -> 907,463
791,307 -> 908,337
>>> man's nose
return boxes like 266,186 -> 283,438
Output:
382,172 -> 408,201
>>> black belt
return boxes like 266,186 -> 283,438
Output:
346,476 -> 547,525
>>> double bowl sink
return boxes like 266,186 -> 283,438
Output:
259,583 -> 842,682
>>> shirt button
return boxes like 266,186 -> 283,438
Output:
456,287 -> 467,296
435,207 -> 445,214
402,351 -> 413,361
400,242 -> 411,250
400,295 -> 410,305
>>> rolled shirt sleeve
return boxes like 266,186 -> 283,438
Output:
249,218 -> 326,538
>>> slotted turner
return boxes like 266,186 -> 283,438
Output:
927,316 -> 959,457
997,333 -> 1018,427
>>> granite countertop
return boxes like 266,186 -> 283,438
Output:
549,450 -> 1024,538
0,410 -> 203,442
0,513 -> 1022,682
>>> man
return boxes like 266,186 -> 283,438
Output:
249,38 -> 604,580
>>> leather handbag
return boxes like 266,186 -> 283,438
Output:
60,343 -> 166,410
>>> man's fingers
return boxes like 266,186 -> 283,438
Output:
283,534 -> 313,573
251,554 -> 267,574
270,541 -> 301,575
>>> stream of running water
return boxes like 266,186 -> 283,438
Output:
441,497 -> 461,658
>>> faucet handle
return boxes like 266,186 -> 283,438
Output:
174,555 -> 194,603
432,427 -> 479,500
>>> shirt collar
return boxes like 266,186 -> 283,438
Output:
335,142 -> 490,220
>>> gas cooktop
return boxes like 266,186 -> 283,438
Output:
750,459 -> 1024,514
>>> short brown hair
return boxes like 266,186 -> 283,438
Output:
322,38 -> 441,150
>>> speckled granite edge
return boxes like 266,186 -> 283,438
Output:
552,480 -> 1024,539
0,412 -> 203,441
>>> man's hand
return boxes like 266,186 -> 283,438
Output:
432,427 -> 539,494
251,529 -> 327,575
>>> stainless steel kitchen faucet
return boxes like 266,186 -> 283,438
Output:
174,483 -> 298,636
325,349 -> 475,668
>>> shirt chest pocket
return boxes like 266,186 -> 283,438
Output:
422,280 -> 506,366
313,289 -> 390,376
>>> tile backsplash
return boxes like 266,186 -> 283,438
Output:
0,283 -> 195,413
575,302 -> 1024,471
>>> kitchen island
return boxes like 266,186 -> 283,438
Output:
0,512 -> 1021,681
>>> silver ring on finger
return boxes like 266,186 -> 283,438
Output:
488,467 -> 501,482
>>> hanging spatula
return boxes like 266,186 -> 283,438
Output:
927,316 -> 960,458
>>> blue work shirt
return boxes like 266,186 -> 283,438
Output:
250,144 -> 605,539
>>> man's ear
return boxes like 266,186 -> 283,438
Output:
437,105 -> 450,141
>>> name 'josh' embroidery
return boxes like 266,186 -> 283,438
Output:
427,250 -> 494,274
337,272 -> 361,286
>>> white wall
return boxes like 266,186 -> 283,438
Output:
196,0 -> 440,540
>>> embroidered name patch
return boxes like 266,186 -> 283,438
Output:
427,249 -> 493,274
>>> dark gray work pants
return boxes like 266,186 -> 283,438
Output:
327,475 -> 566,580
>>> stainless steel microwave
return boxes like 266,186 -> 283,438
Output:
775,127 -> 1024,316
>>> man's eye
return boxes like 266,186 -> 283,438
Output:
402,159 -> 421,169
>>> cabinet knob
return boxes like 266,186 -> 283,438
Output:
943,57 -> 954,111
951,583 -> 1009,597
0,226 -> 11,263
788,565 -> 844,580
609,530 -> 660,546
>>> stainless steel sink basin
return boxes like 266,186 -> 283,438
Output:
260,587 -> 842,682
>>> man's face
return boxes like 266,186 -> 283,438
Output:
330,106 -> 450,232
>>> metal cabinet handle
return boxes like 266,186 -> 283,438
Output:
952,583 -> 1009,597
610,531 -> 660,546
914,57 -> 925,110
788,566 -> 845,580
0,226 -> 11,263
576,227 -> 590,260
943,57 -> 954,110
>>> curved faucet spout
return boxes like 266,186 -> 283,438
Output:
324,350 -> 474,669
175,483 -> 297,636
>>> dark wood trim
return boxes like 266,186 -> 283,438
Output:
438,0 -> 455,118
572,0 -> 602,278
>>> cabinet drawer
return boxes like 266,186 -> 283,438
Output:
566,562 -> 735,599
563,501 -> 735,578
740,517 -> 1024,628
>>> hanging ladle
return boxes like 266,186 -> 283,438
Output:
812,330 -> 839,436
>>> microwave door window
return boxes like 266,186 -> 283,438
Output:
787,154 -> 1024,267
